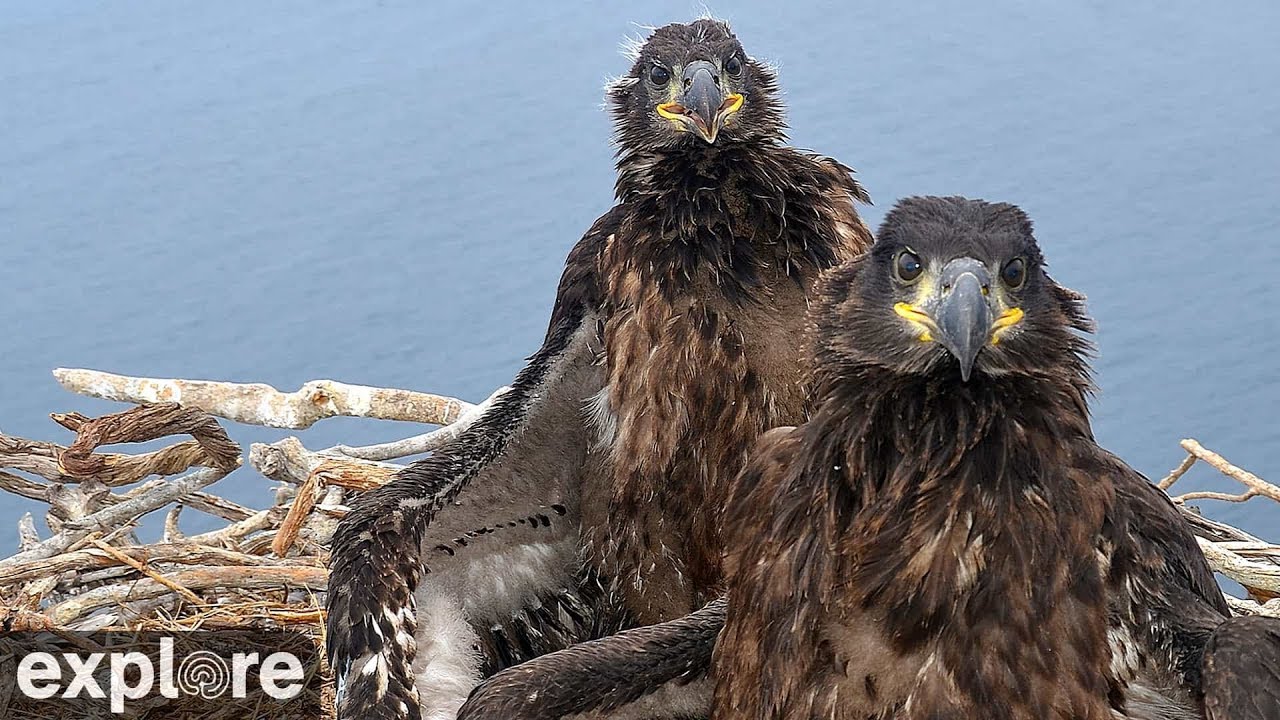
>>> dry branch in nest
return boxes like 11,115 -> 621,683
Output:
1,368 -> 1277,717
1158,438 -> 1280,609
0,371 -> 497,717
53,367 -> 475,429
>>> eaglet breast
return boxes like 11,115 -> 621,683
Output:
582,267 -> 814,624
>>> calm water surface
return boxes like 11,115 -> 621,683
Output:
1,2 -> 1277,550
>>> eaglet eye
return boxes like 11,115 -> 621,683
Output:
1001,257 -> 1027,289
724,55 -> 742,76
648,65 -> 671,86
895,250 -> 923,283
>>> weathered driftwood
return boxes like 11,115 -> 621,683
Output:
0,373 -> 488,720
46,565 -> 328,625
0,371 -> 1276,719
0,467 -> 229,570
1159,439 -> 1280,608
330,386 -> 509,460
54,367 -> 474,428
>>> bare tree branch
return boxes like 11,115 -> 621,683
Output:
54,367 -> 474,429
1181,438 -> 1280,504
1197,537 -> 1280,599
1157,452 -> 1197,490
45,565 -> 327,625
332,386 -> 508,460
0,466 -> 228,571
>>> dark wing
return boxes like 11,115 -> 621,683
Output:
1097,448 -> 1231,693
1203,615 -> 1280,720
459,597 -> 725,720
1107,452 -> 1229,611
327,209 -> 622,720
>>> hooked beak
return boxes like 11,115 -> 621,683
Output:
894,257 -> 1024,382
934,259 -> 992,382
657,60 -> 744,143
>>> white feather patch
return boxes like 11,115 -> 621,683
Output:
410,536 -> 580,718
585,385 -> 617,451
411,587 -> 482,720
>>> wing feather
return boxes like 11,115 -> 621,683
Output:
1095,448 -> 1232,699
1203,615 -> 1280,720
459,597 -> 725,720
327,210 -> 621,720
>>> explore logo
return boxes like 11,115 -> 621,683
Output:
17,638 -> 304,713
0,629 -> 324,718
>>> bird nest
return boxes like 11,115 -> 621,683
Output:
0,368 -> 1277,718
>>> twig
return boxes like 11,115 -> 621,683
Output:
0,542 -> 306,587
54,367 -> 474,429
1157,453 -> 1197,490
1196,537 -> 1280,597
332,386 -> 509,460
0,466 -> 228,570
45,565 -> 328,625
163,505 -> 184,542
183,491 -> 256,522
0,434 -> 67,481
311,459 -> 398,492
53,403 -> 241,475
1172,490 -> 1258,504
0,470 -> 52,502
273,472 -> 321,557
88,539 -> 203,605
186,506 -> 287,548
1179,507 -> 1270,545
1181,439 -> 1280,504
1223,595 -> 1280,618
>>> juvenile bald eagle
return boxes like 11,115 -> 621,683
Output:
326,18 -> 871,720
459,197 -> 1278,720
712,196 -> 1277,719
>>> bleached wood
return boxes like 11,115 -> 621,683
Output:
17,513 -> 39,552
186,506 -> 288,548
54,367 -> 474,429
1180,438 -> 1280,504
0,466 -> 228,570
332,386 -> 509,460
45,565 -> 327,625
1197,536 -> 1280,596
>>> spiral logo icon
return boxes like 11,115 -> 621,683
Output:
177,651 -> 229,699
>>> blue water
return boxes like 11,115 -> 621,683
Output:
1,1 -> 1277,551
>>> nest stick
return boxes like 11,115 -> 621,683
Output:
1180,438 -> 1280,503
0,466 -> 228,570
54,367 -> 474,429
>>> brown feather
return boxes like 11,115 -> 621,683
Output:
330,18 -> 872,720
714,197 -> 1154,720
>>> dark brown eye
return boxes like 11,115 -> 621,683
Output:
1001,258 -> 1027,289
895,250 -> 923,283
648,65 -> 671,85
724,55 -> 742,76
